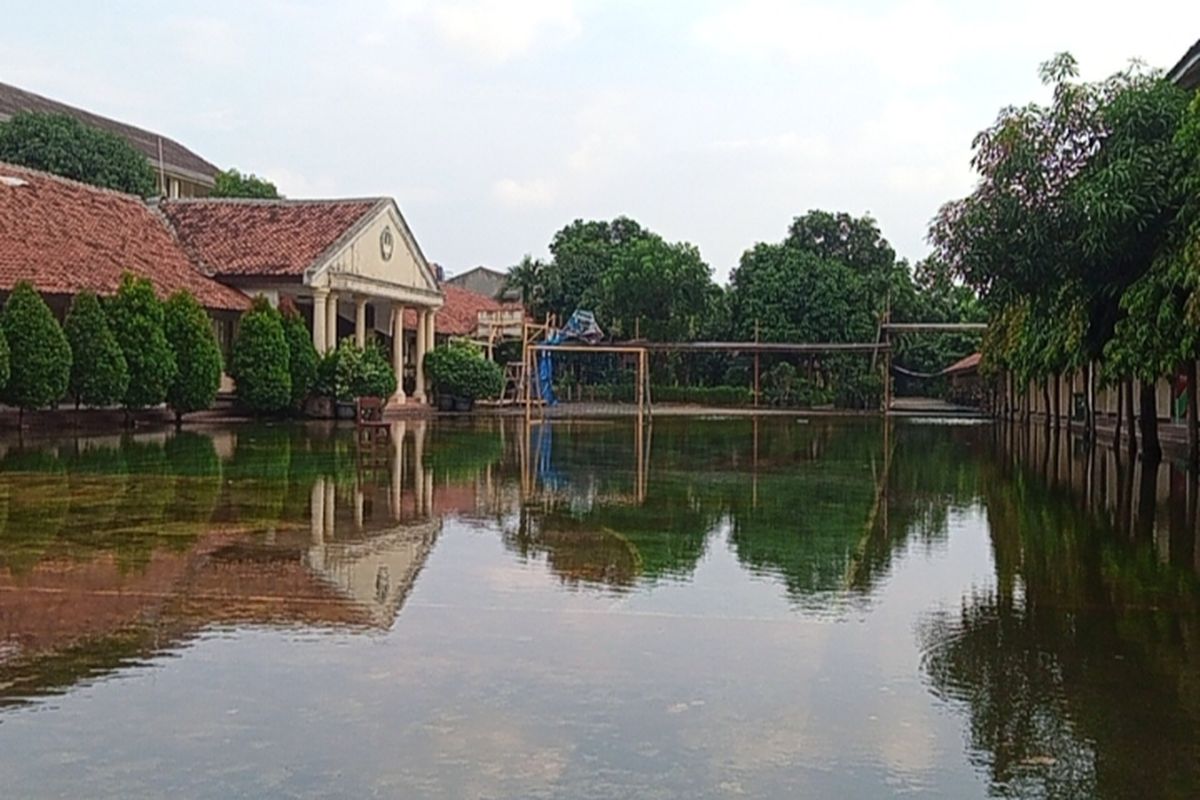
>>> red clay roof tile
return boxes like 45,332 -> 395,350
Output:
161,198 -> 381,277
405,284 -> 521,337
0,162 -> 249,310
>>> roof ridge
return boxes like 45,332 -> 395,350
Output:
0,80 -> 220,175
0,159 -> 146,201
161,196 -> 385,206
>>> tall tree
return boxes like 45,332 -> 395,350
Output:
163,291 -> 223,424
107,274 -> 177,411
0,112 -> 156,195
63,291 -> 128,408
211,168 -> 280,199
1,282 -> 71,414
591,236 -> 714,341
230,297 -> 291,414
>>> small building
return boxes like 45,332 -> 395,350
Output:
0,81 -> 219,198
444,265 -> 520,302
943,352 -> 983,407
161,196 -> 444,403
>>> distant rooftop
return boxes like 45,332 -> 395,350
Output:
0,81 -> 220,185
1168,38 -> 1200,90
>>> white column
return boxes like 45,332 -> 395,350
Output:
325,291 -> 339,353
392,304 -> 407,404
414,308 -> 428,403
312,289 -> 329,354
424,309 -> 437,400
391,420 -> 407,520
413,421 -> 427,514
355,295 -> 368,347
323,479 -> 336,541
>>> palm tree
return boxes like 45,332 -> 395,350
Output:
506,255 -> 545,312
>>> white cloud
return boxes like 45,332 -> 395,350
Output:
417,0 -> 583,62
493,177 -> 559,209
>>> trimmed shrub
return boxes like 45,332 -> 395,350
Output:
1,282 -> 71,411
0,316 -> 10,394
282,309 -> 319,408
107,273 -> 177,409
164,291 -> 223,422
315,340 -> 397,401
64,291 -> 128,407
230,296 -> 291,414
425,340 -> 503,401
353,342 -> 397,398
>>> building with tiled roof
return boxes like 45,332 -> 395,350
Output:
0,163 -> 247,312
160,196 -> 445,404
0,160 -> 453,406
0,81 -> 219,198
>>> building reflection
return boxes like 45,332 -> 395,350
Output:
0,422 -> 451,708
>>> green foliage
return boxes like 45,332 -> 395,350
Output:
932,54 -> 1190,399
230,297 -> 291,414
163,291 -> 222,419
591,235 -> 716,340
1,283 -> 71,410
763,363 -> 833,407
0,317 -> 9,393
63,291 -> 128,407
106,274 -> 177,409
0,111 -> 156,195
425,339 -> 503,400
314,340 -> 397,401
211,167 -> 280,199
282,309 -> 319,408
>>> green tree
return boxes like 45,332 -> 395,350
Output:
281,308 -> 319,409
163,291 -> 223,423
211,168 -> 280,199
504,255 -> 546,309
63,291 -> 128,407
0,111 -> 156,195
538,217 -> 648,320
1,282 -> 71,413
106,274 -> 177,410
230,297 -> 291,414
591,235 -> 715,341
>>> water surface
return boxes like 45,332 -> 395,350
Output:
0,418 -> 1196,798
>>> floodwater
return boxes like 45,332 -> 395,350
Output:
0,417 -> 1196,799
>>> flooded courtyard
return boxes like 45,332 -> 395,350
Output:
0,417 -> 1197,799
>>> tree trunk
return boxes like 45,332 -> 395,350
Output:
1139,381 -> 1162,463
1052,373 -> 1061,430
1125,380 -> 1138,459
1188,359 -> 1199,468
1113,379 -> 1123,451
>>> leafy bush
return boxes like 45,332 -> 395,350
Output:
763,363 -> 833,408
0,319 -> 9,393
107,273 -> 177,410
1,282 -> 71,410
0,111 -> 157,195
315,340 -> 397,401
64,291 -> 128,407
653,385 -> 753,406
352,342 -> 397,398
164,291 -> 223,421
212,168 -> 280,199
230,296 -> 291,414
425,340 -> 503,401
282,308 -> 319,408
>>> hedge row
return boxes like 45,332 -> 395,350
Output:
0,275 -> 222,421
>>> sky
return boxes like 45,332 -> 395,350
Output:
2,1 -> 1196,282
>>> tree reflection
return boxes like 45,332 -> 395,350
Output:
919,427 -> 1200,799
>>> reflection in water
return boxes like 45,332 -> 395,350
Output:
0,417 -> 1197,797
0,423 -> 443,708
920,423 -> 1200,799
